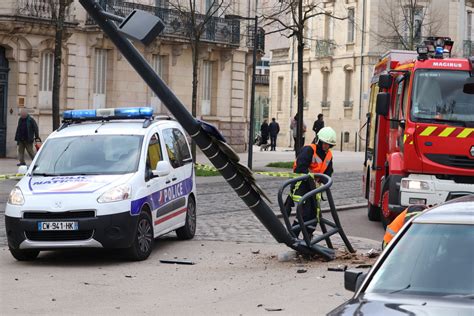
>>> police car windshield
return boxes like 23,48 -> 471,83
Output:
32,135 -> 142,176
411,70 -> 474,125
366,223 -> 474,297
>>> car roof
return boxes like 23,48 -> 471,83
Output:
413,194 -> 474,225
48,119 -> 177,138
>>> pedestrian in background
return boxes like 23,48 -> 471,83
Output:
15,108 -> 39,166
268,117 -> 280,151
260,119 -> 269,150
312,113 -> 324,141
290,114 -> 307,156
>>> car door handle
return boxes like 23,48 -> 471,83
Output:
172,177 -> 177,181
165,179 -> 171,184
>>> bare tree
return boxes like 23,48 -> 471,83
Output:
263,1 -> 344,154
169,0 -> 231,160
49,0 -> 74,130
377,0 -> 442,50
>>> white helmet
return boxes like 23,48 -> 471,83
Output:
317,127 -> 337,146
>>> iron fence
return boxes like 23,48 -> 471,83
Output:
16,0 -> 75,23
255,74 -> 269,85
86,1 -> 240,46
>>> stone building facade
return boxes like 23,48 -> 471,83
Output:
267,0 -> 474,151
0,0 -> 258,157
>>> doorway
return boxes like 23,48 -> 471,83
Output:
0,46 -> 9,157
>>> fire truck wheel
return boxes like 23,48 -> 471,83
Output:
368,203 -> 381,221
381,188 -> 390,229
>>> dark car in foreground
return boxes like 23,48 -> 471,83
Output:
328,195 -> 474,316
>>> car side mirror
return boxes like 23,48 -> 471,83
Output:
376,92 -> 390,117
17,165 -> 28,175
463,77 -> 474,94
344,270 -> 368,292
153,161 -> 171,177
378,74 -> 393,89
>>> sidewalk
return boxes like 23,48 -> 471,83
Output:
197,146 -> 364,173
0,148 -> 364,176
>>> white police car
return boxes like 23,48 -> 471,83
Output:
5,107 -> 196,261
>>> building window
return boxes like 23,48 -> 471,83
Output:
344,131 -> 350,143
303,73 -> 309,109
468,11 -> 472,41
151,54 -> 163,96
93,48 -> 108,108
324,13 -> 332,40
321,71 -> 330,108
150,54 -> 165,113
39,52 -> 53,92
347,8 -> 355,43
404,6 -> 423,45
201,60 -> 213,116
344,69 -> 353,107
94,48 -> 107,95
277,76 -> 283,111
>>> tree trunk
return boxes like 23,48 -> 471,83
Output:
296,0 -> 304,155
191,39 -> 199,161
52,0 -> 65,131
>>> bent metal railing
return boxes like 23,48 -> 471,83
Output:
86,1 -> 240,47
78,0 -> 354,259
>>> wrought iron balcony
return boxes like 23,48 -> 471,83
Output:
86,1 -> 240,47
255,74 -> 269,85
321,100 -> 331,108
16,0 -> 76,23
343,100 -> 353,108
246,25 -> 265,53
315,40 -> 336,58
463,40 -> 474,57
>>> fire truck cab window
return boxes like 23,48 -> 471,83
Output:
411,70 -> 474,124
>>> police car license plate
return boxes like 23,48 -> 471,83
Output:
38,222 -> 78,231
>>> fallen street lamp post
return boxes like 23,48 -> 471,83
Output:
78,0 -> 355,260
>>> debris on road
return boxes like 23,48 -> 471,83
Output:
366,248 -> 380,258
265,307 -> 284,312
160,259 -> 195,265
355,264 -> 372,269
251,250 -> 260,254
328,265 -> 347,272
277,250 -> 297,262
296,269 -> 307,274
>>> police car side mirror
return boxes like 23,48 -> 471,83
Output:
463,77 -> 474,94
153,161 -> 171,177
376,92 -> 390,117
344,270 -> 367,292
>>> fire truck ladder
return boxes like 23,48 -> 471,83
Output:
79,0 -> 355,260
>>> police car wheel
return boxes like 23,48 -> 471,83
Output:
9,248 -> 39,261
176,196 -> 196,240
127,211 -> 154,261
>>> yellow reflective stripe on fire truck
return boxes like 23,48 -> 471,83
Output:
438,127 -> 456,137
419,126 -> 437,136
457,128 -> 474,138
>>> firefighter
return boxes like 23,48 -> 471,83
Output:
382,204 -> 428,248
286,127 -> 337,237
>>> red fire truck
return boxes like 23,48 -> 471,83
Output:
363,37 -> 474,227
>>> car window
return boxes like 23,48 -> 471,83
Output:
366,223 -> 474,297
146,133 -> 162,170
32,135 -> 142,175
162,128 -> 180,169
172,128 -> 192,164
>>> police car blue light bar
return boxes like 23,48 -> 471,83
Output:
63,107 -> 154,121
